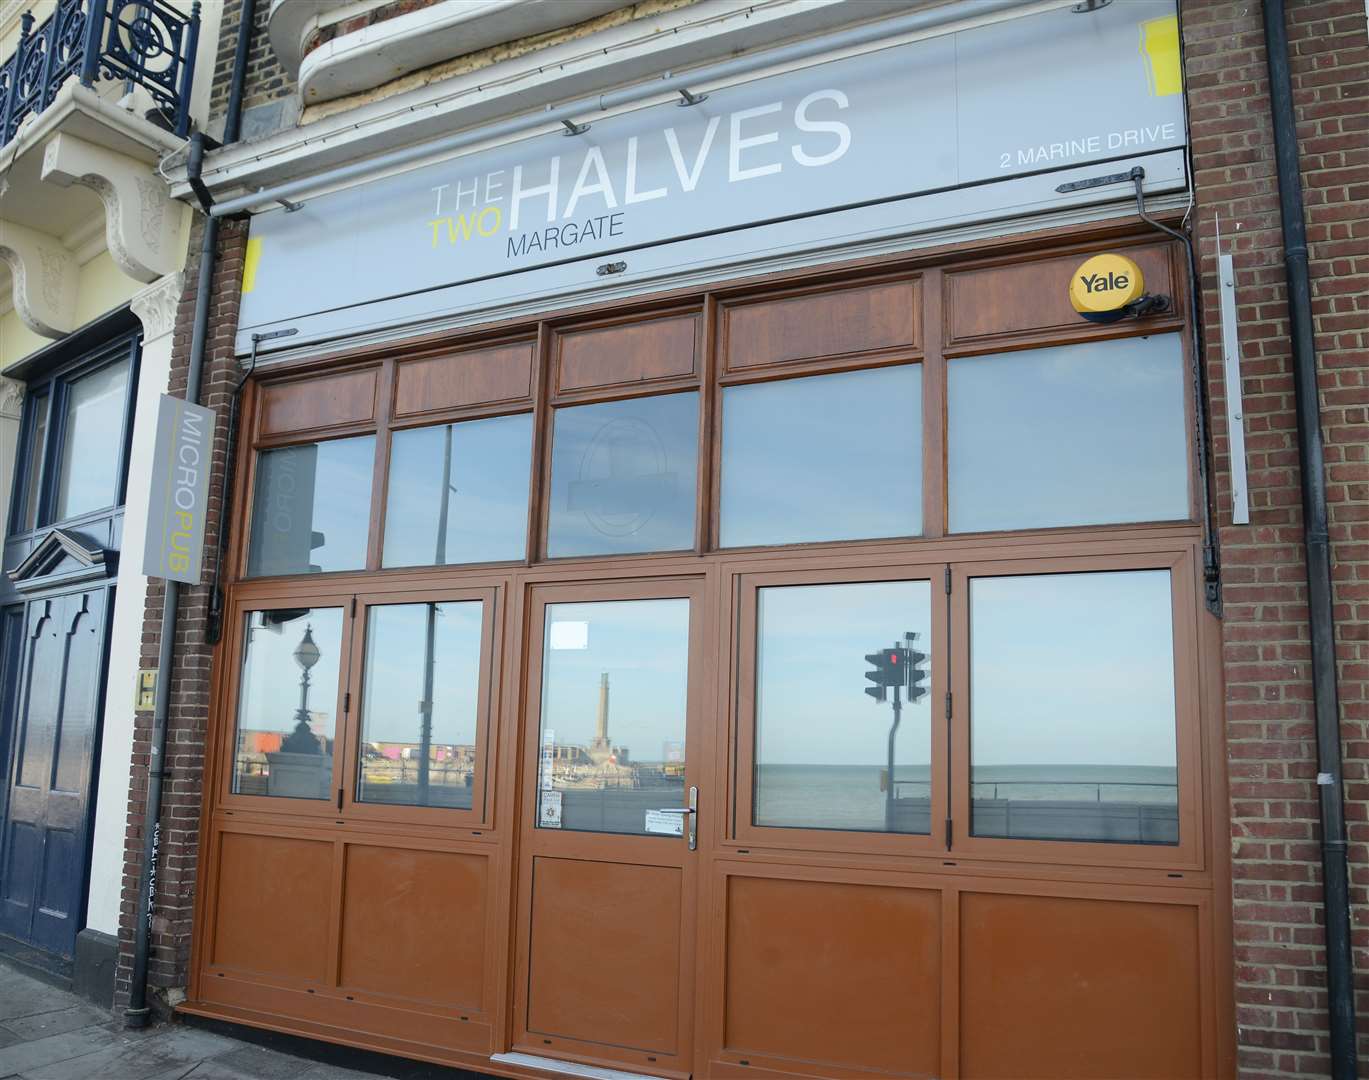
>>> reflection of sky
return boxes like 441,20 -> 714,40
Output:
249,437 -> 375,575
361,602 -> 482,744
384,415 -> 532,566
948,335 -> 1188,532
55,357 -> 130,520
547,393 -> 697,557
540,599 -> 689,762
756,581 -> 932,767
970,570 -> 1176,767
238,608 -> 344,738
722,365 -> 921,547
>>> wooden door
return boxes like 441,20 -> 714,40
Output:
0,588 -> 108,959
510,578 -> 708,1079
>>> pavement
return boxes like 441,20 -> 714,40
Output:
0,960 -> 394,1080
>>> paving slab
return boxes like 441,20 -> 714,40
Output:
0,960 -> 395,1080
0,1006 -> 110,1043
0,1026 -> 112,1076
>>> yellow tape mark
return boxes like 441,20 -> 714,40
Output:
241,236 -> 262,294
1140,15 -> 1182,97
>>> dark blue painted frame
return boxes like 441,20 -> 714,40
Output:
5,330 -> 141,549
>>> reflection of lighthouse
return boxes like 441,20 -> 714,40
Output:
588,672 -> 630,767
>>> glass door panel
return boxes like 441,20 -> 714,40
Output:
515,579 -> 705,1076
536,598 -> 690,836
230,606 -> 346,804
733,565 -> 947,855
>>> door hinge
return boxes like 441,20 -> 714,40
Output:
350,597 -> 357,617
944,691 -> 952,721
337,788 -> 343,811
343,691 -> 351,714
944,818 -> 953,850
944,566 -> 952,594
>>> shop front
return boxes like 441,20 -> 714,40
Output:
182,3 -> 1234,1077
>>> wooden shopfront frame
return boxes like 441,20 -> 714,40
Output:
184,216 -> 1236,1080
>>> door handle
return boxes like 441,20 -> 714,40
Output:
652,785 -> 699,850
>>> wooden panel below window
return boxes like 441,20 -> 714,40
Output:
393,341 -> 535,418
554,314 -> 698,395
959,891 -> 1203,1078
721,278 -> 919,373
526,857 -> 682,1053
259,368 -> 377,437
722,874 -> 940,1076
210,833 -> 333,982
945,245 -> 1176,350
339,844 -> 488,1010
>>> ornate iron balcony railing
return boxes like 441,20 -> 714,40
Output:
0,0 -> 200,145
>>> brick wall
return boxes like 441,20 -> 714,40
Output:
1181,1 -> 1369,1075
115,217 -> 250,1010
207,0 -> 295,139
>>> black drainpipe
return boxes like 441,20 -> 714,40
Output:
1262,2 -> 1358,1076
125,0 -> 257,1029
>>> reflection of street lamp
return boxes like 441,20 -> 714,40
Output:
282,624 -> 322,754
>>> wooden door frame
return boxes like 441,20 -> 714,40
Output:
507,572 -> 715,1079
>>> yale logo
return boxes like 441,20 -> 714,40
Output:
1069,253 -> 1145,323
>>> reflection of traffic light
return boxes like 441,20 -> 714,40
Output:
906,644 -> 928,703
865,649 -> 903,701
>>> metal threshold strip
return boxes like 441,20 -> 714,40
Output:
490,1052 -> 671,1080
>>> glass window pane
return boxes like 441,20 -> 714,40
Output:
969,570 -> 1179,845
754,580 -> 932,834
232,607 -> 343,800
948,336 -> 1188,532
357,602 -> 484,808
19,394 -> 49,532
546,393 -> 698,558
537,599 -> 689,835
721,366 -> 922,548
383,415 -> 532,567
247,436 -> 375,576
54,356 -> 131,520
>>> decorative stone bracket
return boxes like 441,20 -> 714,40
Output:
41,132 -> 179,284
0,377 -> 22,421
0,218 -> 79,337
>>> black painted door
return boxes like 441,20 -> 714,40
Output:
0,588 -> 108,959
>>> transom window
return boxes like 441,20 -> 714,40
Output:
241,268 -> 1192,578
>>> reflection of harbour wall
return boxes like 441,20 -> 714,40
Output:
756,764 -> 1179,843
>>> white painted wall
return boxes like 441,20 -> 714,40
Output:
0,379 -> 20,540
84,273 -> 181,937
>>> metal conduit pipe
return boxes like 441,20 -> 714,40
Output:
209,0 -> 1039,218
1262,2 -> 1359,1076
124,0 -> 258,1029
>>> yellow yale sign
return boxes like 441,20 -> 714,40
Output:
1069,253 -> 1145,323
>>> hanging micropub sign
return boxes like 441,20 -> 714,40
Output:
143,394 -> 218,584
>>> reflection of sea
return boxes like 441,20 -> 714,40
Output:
755,764 -> 1178,831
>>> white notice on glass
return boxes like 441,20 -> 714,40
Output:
549,621 -> 589,650
644,810 -> 684,836
539,790 -> 562,829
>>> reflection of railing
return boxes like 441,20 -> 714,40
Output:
892,779 -> 1178,802
1,0 -> 200,144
